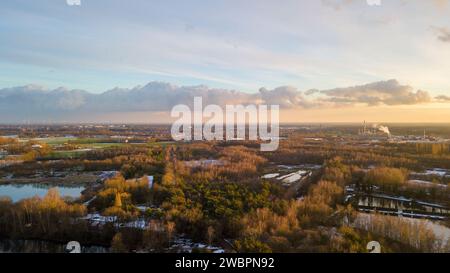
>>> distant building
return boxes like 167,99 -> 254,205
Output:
31,144 -> 43,149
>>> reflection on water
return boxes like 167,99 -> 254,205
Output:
0,184 -> 85,202
0,239 -> 109,253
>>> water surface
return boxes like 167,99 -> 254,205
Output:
0,184 -> 84,202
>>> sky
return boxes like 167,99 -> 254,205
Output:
0,0 -> 450,123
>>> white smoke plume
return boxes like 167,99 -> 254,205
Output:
372,124 -> 391,135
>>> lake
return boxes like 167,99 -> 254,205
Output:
0,184 -> 85,202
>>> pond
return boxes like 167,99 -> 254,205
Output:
0,184 -> 85,202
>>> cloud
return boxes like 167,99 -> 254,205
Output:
0,80 -> 440,122
432,0 -> 449,9
0,85 -> 90,112
322,0 -> 449,11
258,86 -> 311,108
319,79 -> 432,106
435,95 -> 450,101
321,0 -> 354,10
431,26 -> 450,42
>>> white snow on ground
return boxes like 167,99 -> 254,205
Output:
81,213 -> 149,230
116,219 -> 147,229
426,170 -> 447,176
81,213 -> 117,223
136,205 -> 151,212
170,238 -> 225,253
412,168 -> 450,177
277,170 -> 310,184
261,173 -> 280,179
262,164 -> 318,185
278,173 -> 302,183
278,165 -> 297,170
278,164 -> 321,170
408,180 -> 448,188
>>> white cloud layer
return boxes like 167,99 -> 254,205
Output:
0,80 -> 446,122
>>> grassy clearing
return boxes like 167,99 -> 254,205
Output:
43,150 -> 86,159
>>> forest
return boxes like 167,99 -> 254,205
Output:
1,126 -> 450,253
